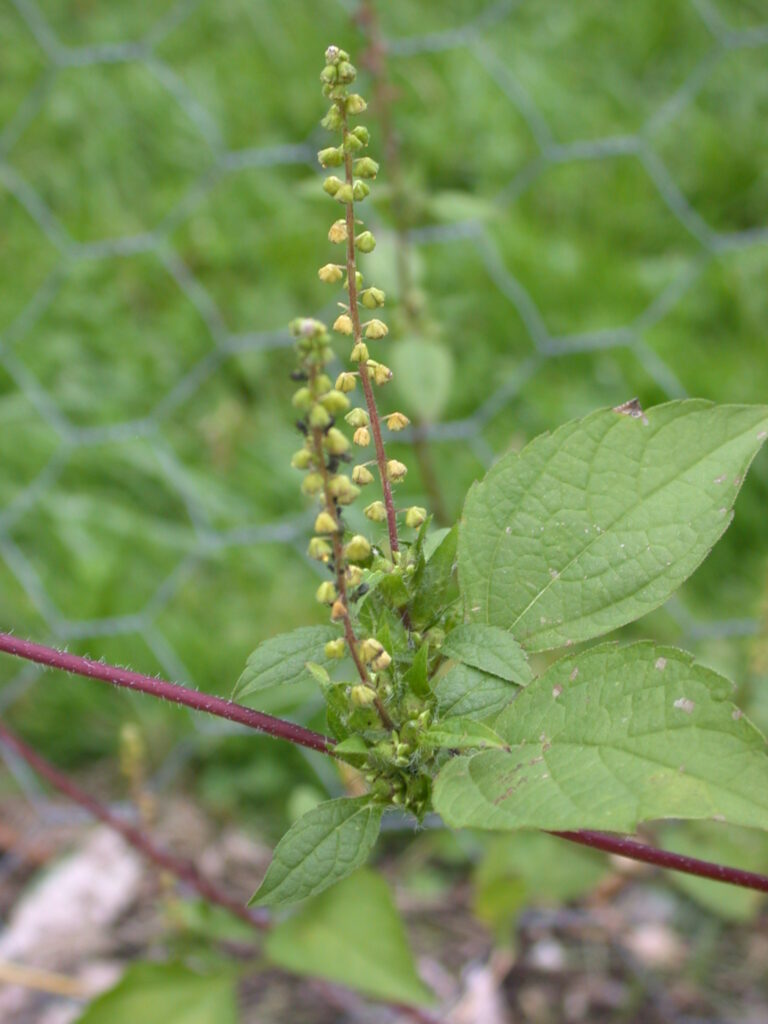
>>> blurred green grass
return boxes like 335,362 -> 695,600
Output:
1,0 -> 768,825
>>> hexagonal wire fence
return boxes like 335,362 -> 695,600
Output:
1,0 -> 767,840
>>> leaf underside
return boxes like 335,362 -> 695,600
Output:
234,625 -> 337,699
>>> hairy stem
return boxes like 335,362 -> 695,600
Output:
4,631 -> 768,894
0,718 -> 269,929
0,632 -> 333,755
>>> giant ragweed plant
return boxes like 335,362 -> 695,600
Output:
232,46 -> 768,913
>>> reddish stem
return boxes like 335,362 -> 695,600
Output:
0,718 -> 269,929
0,632 -> 333,756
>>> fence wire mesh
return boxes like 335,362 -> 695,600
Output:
1,0 -> 768,820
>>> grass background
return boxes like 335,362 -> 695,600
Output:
1,0 -> 768,838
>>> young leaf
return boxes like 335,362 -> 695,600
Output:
434,642 -> 768,833
425,717 -> 507,750
73,963 -> 237,1024
250,796 -> 383,907
234,625 -> 338,699
434,662 -> 519,721
459,401 -> 768,651
265,869 -> 435,1007
410,524 -> 459,626
442,623 -> 533,684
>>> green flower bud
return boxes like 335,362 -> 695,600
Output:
291,448 -> 313,470
405,506 -> 428,529
343,132 -> 364,152
301,472 -> 324,496
351,341 -> 369,362
371,648 -> 392,671
335,371 -> 357,393
345,534 -> 372,562
324,427 -> 350,455
291,387 -> 313,411
345,407 -> 369,428
325,45 -> 341,63
290,317 -> 326,338
353,426 -> 371,446
321,105 -> 343,131
360,637 -> 385,664
337,61 -> 356,83
373,362 -> 392,385
353,157 -> 379,179
387,459 -> 407,482
350,684 -> 377,708
316,581 -> 337,604
316,373 -> 332,393
328,219 -> 347,244
360,287 -> 385,309
308,536 -> 332,561
352,180 -> 370,201
322,176 -> 343,196
346,94 -> 367,115
318,146 -> 343,167
321,389 -> 350,415
308,403 -> 332,429
347,565 -> 363,586
314,510 -> 338,534
325,638 -> 346,659
352,464 -> 374,485
320,64 -> 337,85
335,183 -> 354,204
328,475 -> 360,505
344,271 -> 364,291
333,313 -> 354,335
352,125 -> 370,145
318,262 -> 343,283
364,318 -> 388,340
364,501 -> 387,522
355,231 -> 376,253
385,412 -> 410,431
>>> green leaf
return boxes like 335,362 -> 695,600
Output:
392,337 -> 454,424
434,662 -> 518,721
265,869 -> 435,1006
434,642 -> 768,833
73,963 -> 238,1024
442,623 -> 533,684
403,641 -> 431,698
425,717 -> 507,750
411,523 -> 459,626
234,625 -> 337,699
459,401 -> 768,651
333,735 -> 370,766
250,796 -> 383,907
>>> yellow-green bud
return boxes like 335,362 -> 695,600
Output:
344,271 -> 364,292
353,157 -> 379,179
324,427 -> 350,455
352,464 -> 374,485
347,565 -> 363,586
351,341 -> 369,362
318,262 -> 343,283
316,581 -> 337,604
333,313 -> 354,335
371,649 -> 392,671
387,459 -> 407,482
352,125 -> 370,145
346,94 -> 367,115
345,407 -> 369,428
360,637 -> 384,663
301,472 -> 324,496
343,132 -> 363,152
321,389 -> 350,415
321,105 -> 343,131
350,684 -> 377,708
373,363 -> 392,385
291,448 -> 313,470
336,371 -> 357,393
352,180 -> 370,201
291,387 -> 313,411
364,501 -> 387,522
360,287 -> 385,309
308,536 -> 332,561
320,64 -> 337,85
328,220 -> 347,243
385,412 -> 410,431
322,176 -> 343,196
314,510 -> 338,534
325,638 -> 346,659
318,146 -> 343,167
308,403 -> 332,429
353,426 -> 371,446
335,183 -> 354,204
345,534 -> 372,562
355,231 -> 376,253
405,506 -> 428,529
328,475 -> 360,505
337,61 -> 356,83
364,318 -> 388,340
316,373 -> 332,393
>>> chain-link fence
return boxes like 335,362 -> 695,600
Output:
1,0 -> 767,826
